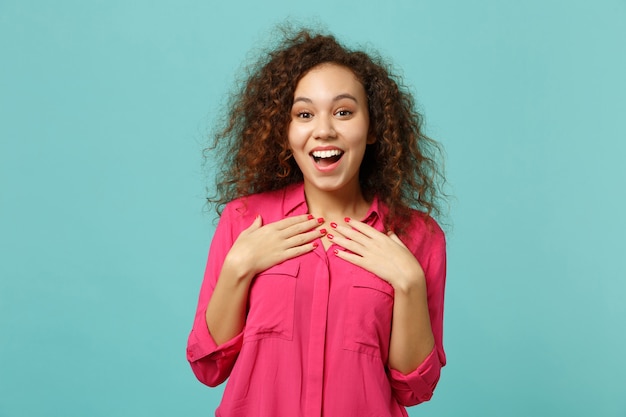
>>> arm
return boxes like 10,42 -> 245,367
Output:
330,218 -> 446,404
206,214 -> 323,345
187,209 -> 324,386
388,276 -> 434,374
187,205 -> 242,387
388,231 -> 446,405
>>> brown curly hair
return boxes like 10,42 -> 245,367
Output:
206,28 -> 446,234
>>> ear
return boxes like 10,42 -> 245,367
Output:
366,131 -> 377,145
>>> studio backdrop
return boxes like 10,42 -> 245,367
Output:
1,1 -> 625,416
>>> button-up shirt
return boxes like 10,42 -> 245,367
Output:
187,183 -> 447,417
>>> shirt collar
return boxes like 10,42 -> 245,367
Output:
282,182 -> 308,217
282,182 -> 386,230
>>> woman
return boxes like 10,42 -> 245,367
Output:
187,28 -> 447,417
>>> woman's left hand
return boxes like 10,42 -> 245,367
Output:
329,218 -> 425,292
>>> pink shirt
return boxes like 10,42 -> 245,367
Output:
187,183 -> 447,417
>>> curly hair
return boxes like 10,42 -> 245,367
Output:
206,27 -> 446,234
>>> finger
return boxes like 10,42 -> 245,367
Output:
342,217 -> 379,238
281,240 -> 319,260
285,228 -> 325,247
387,231 -> 408,248
333,247 -> 367,269
282,216 -> 324,236
241,214 -> 263,235
273,214 -> 315,230
331,222 -> 379,247
327,233 -> 364,255
331,224 -> 365,244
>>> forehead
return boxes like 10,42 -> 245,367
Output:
294,63 -> 365,96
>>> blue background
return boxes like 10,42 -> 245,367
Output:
1,1 -> 625,416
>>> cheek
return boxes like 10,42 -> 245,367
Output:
287,126 -> 307,149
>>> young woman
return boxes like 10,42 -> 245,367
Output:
187,29 -> 447,417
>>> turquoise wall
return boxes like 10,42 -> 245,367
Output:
1,1 -> 625,416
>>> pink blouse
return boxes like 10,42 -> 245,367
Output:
187,183 -> 447,417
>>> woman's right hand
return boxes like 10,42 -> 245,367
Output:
223,214 -> 325,282
206,214 -> 323,345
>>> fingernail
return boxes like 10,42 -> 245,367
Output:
327,233 -> 334,240
313,242 -> 319,248
307,214 -> 314,220
333,249 -> 339,255
344,217 -> 351,223
317,217 -> 324,224
330,222 -> 337,228
319,228 -> 327,235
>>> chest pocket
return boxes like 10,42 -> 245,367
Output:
244,260 -> 299,342
343,271 -> 394,358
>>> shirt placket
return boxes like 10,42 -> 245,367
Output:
303,248 -> 330,417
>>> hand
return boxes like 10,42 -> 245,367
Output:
329,218 -> 425,291
224,214 -> 324,280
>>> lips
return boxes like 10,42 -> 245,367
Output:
310,148 -> 344,167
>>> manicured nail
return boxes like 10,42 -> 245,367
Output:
319,228 -> 327,235
307,214 -> 314,220
317,217 -> 324,224
333,249 -> 339,255
327,233 -> 334,240
313,242 -> 319,248
330,222 -> 337,229
344,217 -> 351,223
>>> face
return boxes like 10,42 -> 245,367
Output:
288,63 -> 373,196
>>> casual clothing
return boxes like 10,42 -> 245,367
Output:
187,183 -> 447,417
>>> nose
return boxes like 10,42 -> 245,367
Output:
313,115 -> 336,140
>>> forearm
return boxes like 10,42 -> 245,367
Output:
388,279 -> 435,374
205,261 -> 254,345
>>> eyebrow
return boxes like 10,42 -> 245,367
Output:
293,93 -> 359,105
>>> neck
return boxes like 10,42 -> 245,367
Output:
303,182 -> 371,221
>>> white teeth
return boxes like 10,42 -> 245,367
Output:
311,149 -> 343,158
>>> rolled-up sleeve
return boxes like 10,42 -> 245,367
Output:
187,204 -> 244,387
389,345 -> 443,405
390,223 -> 447,406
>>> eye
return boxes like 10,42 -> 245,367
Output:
296,111 -> 313,119
336,109 -> 353,117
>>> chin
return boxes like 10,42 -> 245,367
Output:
304,176 -> 359,194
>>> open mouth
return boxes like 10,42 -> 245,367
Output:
310,149 -> 344,167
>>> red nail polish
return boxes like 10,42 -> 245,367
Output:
330,222 -> 337,228
317,217 -> 324,224
319,228 -> 327,235
333,249 -> 338,255
307,214 -> 314,220
344,217 -> 351,223
327,233 -> 334,240
313,242 -> 319,248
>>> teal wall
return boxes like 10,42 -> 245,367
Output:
1,1 -> 625,416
